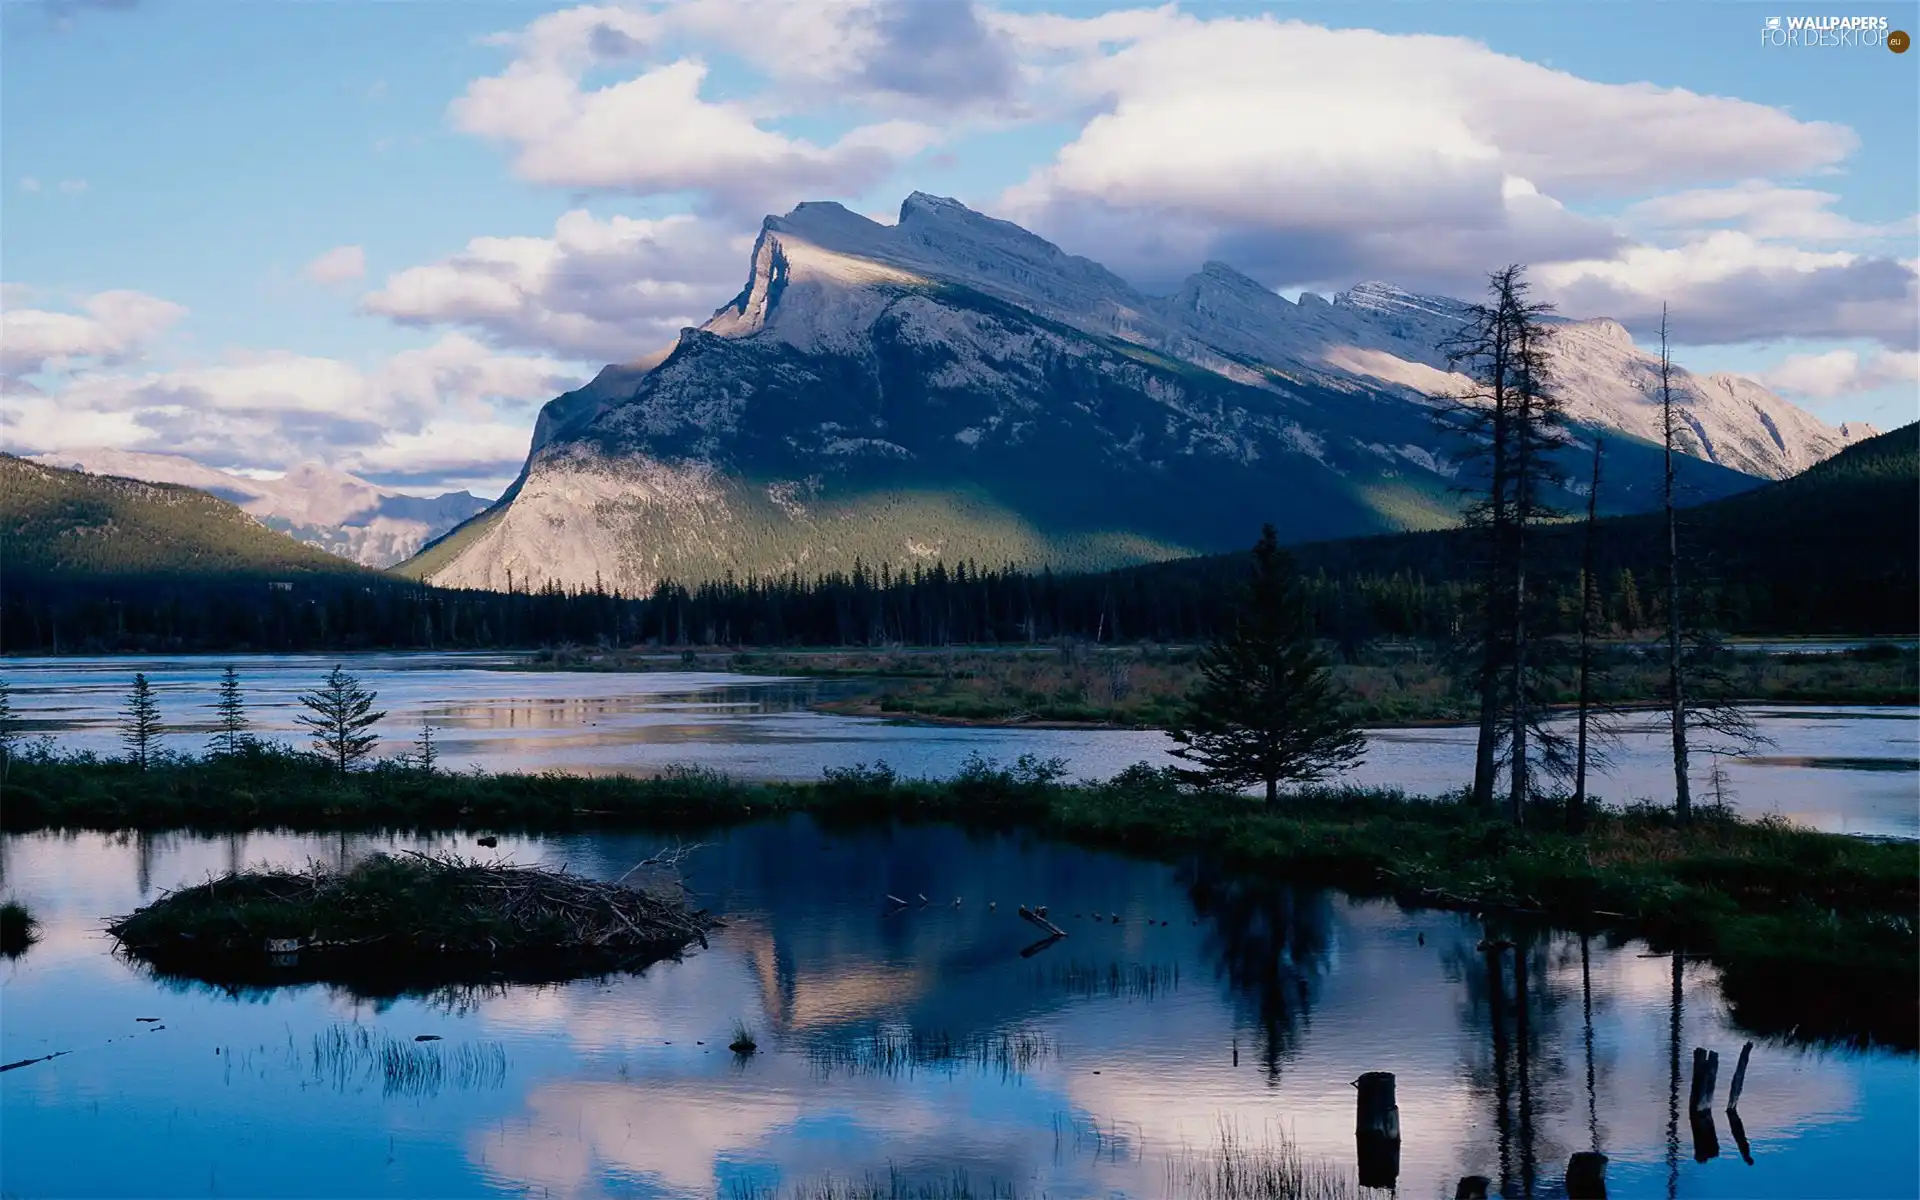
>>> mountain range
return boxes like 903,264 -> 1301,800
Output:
402,194 -> 1871,594
26,449 -> 487,568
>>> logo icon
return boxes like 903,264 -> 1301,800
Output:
1765,16 -> 1782,30
1891,29 -> 1911,52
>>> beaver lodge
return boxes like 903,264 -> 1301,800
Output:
107,850 -> 721,991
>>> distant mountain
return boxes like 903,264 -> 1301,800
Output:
0,455 -> 365,580
28,449 -> 489,568
407,193 -> 1867,593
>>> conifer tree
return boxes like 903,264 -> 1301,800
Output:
1437,264 -> 1572,822
208,665 -> 250,757
1168,525 -> 1366,804
121,673 -> 163,771
413,715 -> 438,774
0,679 -> 18,777
295,666 -> 386,773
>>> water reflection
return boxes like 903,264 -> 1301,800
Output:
3,821 -> 1914,1199
1183,865 -> 1333,1086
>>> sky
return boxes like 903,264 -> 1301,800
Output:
3,0 -> 1916,498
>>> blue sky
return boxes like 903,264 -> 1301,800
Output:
4,0 -> 1915,494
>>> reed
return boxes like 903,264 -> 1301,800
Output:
806,1026 -> 1056,1082
302,1023 -> 507,1099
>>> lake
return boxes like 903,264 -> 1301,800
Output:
3,821 -> 1915,1199
4,653 -> 1916,838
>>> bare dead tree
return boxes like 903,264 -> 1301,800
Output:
1572,436 -> 1605,832
1659,306 -> 1694,824
1657,308 -> 1768,824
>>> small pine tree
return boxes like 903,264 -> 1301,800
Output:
208,665 -> 250,757
121,673 -> 163,771
1168,525 -> 1367,804
0,679 -> 18,777
295,666 -> 386,774
414,716 -> 438,774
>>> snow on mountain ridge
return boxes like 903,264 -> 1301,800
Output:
698,196 -> 1865,481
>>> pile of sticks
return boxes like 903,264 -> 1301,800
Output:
107,848 -> 720,963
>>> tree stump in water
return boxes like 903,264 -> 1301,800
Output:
1689,1047 -> 1720,1114
1566,1151 -> 1608,1198
1454,1176 -> 1491,1200
1353,1071 -> 1400,1188
1691,1109 -> 1722,1163
1727,1041 -> 1753,1111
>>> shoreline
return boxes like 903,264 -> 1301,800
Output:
809,694 -> 1920,732
4,750 -> 1912,1050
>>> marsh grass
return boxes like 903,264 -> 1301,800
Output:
1038,961 -> 1180,1001
1168,1120 -> 1358,1200
0,899 -> 40,958
743,643 -> 1916,728
720,1121 -> 1352,1199
301,1024 -> 507,1099
729,1018 -> 758,1055
726,1170 -> 1018,1200
806,1026 -> 1056,1082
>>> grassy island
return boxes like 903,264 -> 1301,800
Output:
529,642 -> 1920,730
106,851 -> 720,991
6,746 -> 1913,1047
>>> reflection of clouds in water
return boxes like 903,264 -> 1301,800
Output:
2,827 -> 1909,1200
470,1079 -> 806,1199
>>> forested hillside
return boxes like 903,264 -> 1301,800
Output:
2,427 -> 1911,654
0,456 -> 364,580
1278,421 -> 1920,636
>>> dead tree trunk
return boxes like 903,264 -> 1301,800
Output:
1660,306 -> 1693,824
1573,437 -> 1603,831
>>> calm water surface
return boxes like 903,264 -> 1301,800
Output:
5,654 -> 1916,837
3,822 -> 1915,1199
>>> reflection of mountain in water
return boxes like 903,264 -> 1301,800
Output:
553,819 -> 1340,1060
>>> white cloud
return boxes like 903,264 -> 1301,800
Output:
1758,348 -> 1920,399
19,176 -> 41,193
304,244 -> 367,285
1624,182 -> 1917,243
364,209 -> 751,360
447,0 -> 1035,210
979,8 -> 1908,349
0,289 -> 187,377
56,178 -> 88,194
451,51 -> 934,211
2,330 -> 584,484
1536,233 -> 1919,347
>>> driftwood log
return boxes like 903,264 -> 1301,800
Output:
1017,905 -> 1066,938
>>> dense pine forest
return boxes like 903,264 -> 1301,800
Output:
2,424 -> 1913,654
